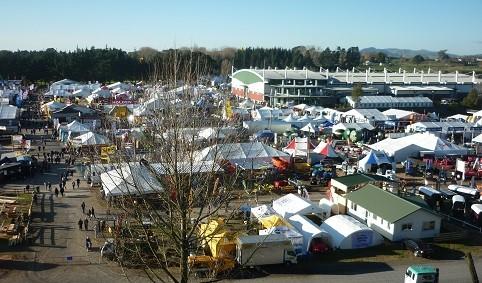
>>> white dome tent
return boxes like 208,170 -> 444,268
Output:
320,215 -> 384,250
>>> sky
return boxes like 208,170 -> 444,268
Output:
1,0 -> 482,55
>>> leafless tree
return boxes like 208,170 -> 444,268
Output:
94,49 -> 248,283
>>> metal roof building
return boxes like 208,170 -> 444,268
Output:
346,96 -> 433,109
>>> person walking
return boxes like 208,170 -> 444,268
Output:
84,218 -> 89,230
54,187 -> 59,197
48,182 -> 52,191
72,181 -> 76,190
81,201 -> 86,214
76,178 -> 80,189
91,207 -> 95,218
88,208 -> 92,218
85,236 -> 92,251
78,218 -> 83,230
60,187 -> 64,197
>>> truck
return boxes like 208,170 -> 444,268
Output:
236,234 -> 297,266
404,265 -> 439,283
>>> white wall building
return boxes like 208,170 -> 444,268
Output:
346,184 -> 441,241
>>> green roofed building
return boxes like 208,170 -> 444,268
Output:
231,68 -> 332,106
346,184 -> 441,241
329,173 -> 393,214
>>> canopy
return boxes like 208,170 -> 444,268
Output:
370,133 -> 467,162
358,150 -> 391,172
194,142 -> 289,166
293,104 -> 308,111
300,123 -> 317,133
297,114 -> 311,121
272,193 -> 322,218
42,101 -> 66,112
66,120 -> 90,133
259,215 -> 286,229
313,114 -> 326,121
283,137 -> 316,157
313,142 -> 339,158
473,133 -> 482,144
101,164 -> 162,197
283,114 -> 298,122
72,131 -> 110,146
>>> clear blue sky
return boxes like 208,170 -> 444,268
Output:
1,0 -> 482,55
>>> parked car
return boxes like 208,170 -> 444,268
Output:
402,239 -> 434,258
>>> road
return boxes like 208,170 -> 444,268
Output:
0,136 -> 150,283
228,258 -> 482,283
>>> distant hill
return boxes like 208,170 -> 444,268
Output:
360,47 -> 457,59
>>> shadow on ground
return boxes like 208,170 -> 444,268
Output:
0,260 -> 58,271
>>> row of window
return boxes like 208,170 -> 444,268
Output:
402,221 -> 436,231
359,102 -> 431,108
351,202 -> 436,231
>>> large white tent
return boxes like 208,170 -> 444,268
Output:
194,142 -> 289,169
66,120 -> 90,133
42,101 -> 66,113
72,131 -> 110,146
101,161 -> 222,197
272,193 -> 322,218
320,215 -> 384,249
72,88 -> 92,98
369,133 -> 468,162
101,164 -> 161,197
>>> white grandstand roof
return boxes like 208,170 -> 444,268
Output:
330,71 -> 478,84
250,69 -> 326,80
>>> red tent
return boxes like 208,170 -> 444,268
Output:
313,142 -> 339,158
283,137 -> 316,156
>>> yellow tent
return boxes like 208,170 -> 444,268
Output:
259,215 -> 286,229
199,219 -> 236,258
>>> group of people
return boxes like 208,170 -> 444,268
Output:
79,201 -> 107,252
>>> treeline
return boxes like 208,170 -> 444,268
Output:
231,46 -> 361,71
0,46 -> 362,82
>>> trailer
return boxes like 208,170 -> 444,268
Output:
447,185 -> 480,200
236,234 -> 297,267
471,204 -> 482,226
417,186 -> 442,208
451,195 -> 466,217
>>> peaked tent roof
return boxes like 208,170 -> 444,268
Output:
346,184 -> 432,223
66,120 -> 90,133
72,131 -> 110,146
283,113 -> 298,122
473,133 -> 482,143
313,142 -> 339,158
369,133 -> 467,162
194,142 -> 289,163
300,123 -> 317,133
359,150 -> 391,166
297,113 -> 311,121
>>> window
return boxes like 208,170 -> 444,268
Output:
387,222 -> 390,229
380,219 -> 384,225
402,223 -> 413,231
422,221 -> 436,231
350,202 -> 357,211
372,214 -> 377,220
